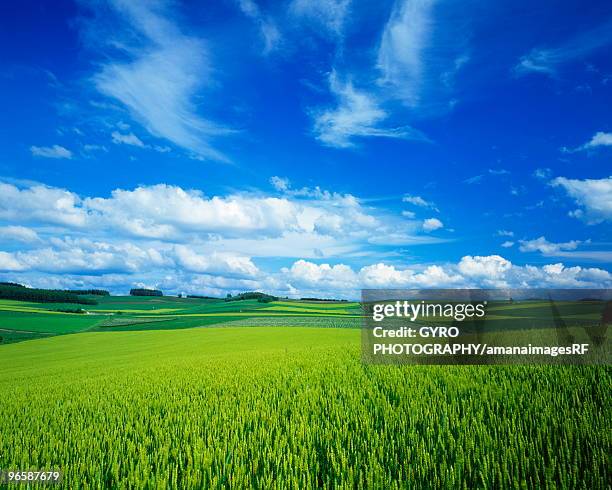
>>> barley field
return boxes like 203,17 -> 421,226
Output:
0,327 -> 609,489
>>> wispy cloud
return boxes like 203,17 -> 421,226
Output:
85,0 -> 232,161
377,0 -> 435,107
463,169 -> 509,184
312,71 -> 426,148
488,168 -> 510,176
515,19 -> 612,77
402,194 -> 437,209
533,167 -> 552,179
376,0 -> 467,112
30,145 -> 72,159
289,0 -> 351,37
463,174 -> 483,185
237,0 -> 280,54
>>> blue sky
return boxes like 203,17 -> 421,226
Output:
0,0 -> 610,297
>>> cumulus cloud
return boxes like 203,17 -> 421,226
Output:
0,182 -> 87,227
1,179 -> 609,295
282,254 -> 612,293
422,217 -> 443,232
87,0 -> 231,160
0,180 -> 425,261
551,176 -> 612,224
30,145 -> 72,159
174,245 -> 260,278
0,239 -> 167,274
518,236 -> 582,255
458,255 -> 512,280
284,259 -> 358,289
0,226 -> 39,243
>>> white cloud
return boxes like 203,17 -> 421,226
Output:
401,210 -> 416,219
30,145 -> 72,159
564,131 -> 612,153
551,176 -> 612,224
496,230 -> 514,237
83,144 -> 108,152
270,176 -> 291,192
533,168 -> 552,179
501,241 -> 514,248
458,255 -> 512,279
111,131 -> 146,147
422,217 -> 443,231
290,0 -> 351,37
585,131 -> 612,148
488,168 -> 510,176
237,0 -> 280,54
403,194 -> 436,208
377,0 -> 434,106
2,251 -> 611,295
376,0 -> 468,113
89,0 -> 231,161
0,239 -> 168,274
0,252 -> 25,271
518,236 -> 582,255
312,71 -> 423,148
0,181 -> 402,256
463,174 -> 484,185
284,259 -> 358,289
174,245 -> 260,278
515,20 -> 612,77
0,226 -> 39,243
0,182 -> 87,227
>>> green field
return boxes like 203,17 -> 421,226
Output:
0,295 -> 610,488
0,296 -> 363,342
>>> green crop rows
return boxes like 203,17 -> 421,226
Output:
0,327 -> 609,489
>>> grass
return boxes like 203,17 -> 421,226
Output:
0,327 -> 609,488
0,311 -> 104,334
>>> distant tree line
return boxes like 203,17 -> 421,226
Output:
63,289 -> 110,296
0,284 -> 97,305
51,308 -> 87,314
225,292 -> 278,303
300,297 -> 348,302
186,295 -> 219,300
130,288 -> 163,297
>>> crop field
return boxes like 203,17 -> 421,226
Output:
0,295 -> 609,488
0,327 -> 609,488
0,297 -> 363,342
